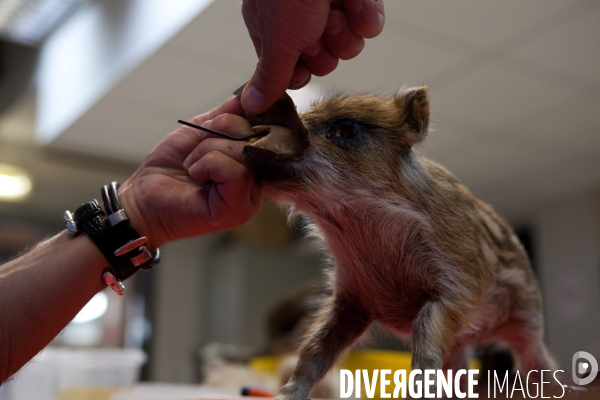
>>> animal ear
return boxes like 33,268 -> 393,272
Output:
395,86 -> 430,144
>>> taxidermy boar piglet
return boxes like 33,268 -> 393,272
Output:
241,87 -> 555,398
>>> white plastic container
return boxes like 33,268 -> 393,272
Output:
3,348 -> 61,400
57,348 -> 147,400
3,348 -> 146,400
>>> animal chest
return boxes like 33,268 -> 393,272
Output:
332,244 -> 439,331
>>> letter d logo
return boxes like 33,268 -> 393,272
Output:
572,351 -> 598,386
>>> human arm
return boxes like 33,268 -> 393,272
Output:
0,96 -> 263,382
240,0 -> 385,113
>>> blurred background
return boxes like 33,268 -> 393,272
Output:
0,0 -> 599,392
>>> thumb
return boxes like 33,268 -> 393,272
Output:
242,47 -> 301,114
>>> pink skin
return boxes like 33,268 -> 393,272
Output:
184,113 -> 254,172
118,96 -> 265,250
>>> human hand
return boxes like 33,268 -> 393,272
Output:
241,0 -> 385,114
181,109 -> 259,204
117,96 -> 265,250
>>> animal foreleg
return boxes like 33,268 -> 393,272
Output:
276,295 -> 370,400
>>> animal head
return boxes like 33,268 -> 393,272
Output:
243,86 -> 430,203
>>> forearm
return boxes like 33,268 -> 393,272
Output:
0,95 -> 263,382
0,230 -> 108,382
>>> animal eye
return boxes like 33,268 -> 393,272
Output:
325,119 -> 357,139
327,126 -> 355,140
323,119 -> 364,150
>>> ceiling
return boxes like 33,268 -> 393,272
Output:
2,0 -> 600,225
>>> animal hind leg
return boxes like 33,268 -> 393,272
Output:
276,294 -> 370,400
498,319 -> 556,373
430,346 -> 471,398
411,300 -> 468,397
412,300 -> 467,370
443,346 -> 470,391
499,323 -> 558,397
442,345 -> 469,371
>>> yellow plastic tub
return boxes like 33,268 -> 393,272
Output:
250,350 -> 480,399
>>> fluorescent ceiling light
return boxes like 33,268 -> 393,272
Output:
37,0 -> 215,144
0,163 -> 32,201
0,0 -> 85,45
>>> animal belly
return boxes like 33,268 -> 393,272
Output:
367,287 -> 433,334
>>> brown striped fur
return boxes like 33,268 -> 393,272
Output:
243,87 -> 555,398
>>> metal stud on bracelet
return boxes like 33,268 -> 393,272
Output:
130,246 -> 152,266
107,209 -> 128,226
62,210 -> 78,234
102,182 -> 160,268
114,237 -> 148,256
102,271 -> 126,296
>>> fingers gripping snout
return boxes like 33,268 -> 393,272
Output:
188,151 -> 248,187
188,150 -> 262,228
183,113 -> 263,224
183,113 -> 253,168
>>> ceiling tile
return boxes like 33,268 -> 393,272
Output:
388,0 -> 574,48
416,118 -> 485,165
51,96 -> 172,162
441,141 -> 554,188
308,23 -> 466,93
166,0 -> 255,64
432,64 -> 578,130
509,2 -> 600,86
109,51 -> 244,118
470,149 -> 600,221
512,158 -> 600,206
51,54 -> 247,162
516,100 -> 600,159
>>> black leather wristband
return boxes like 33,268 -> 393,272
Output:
63,183 -> 161,295
73,200 -> 140,281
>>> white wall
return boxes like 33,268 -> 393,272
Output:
534,191 -> 600,375
149,236 -> 324,383
202,242 -> 324,351
149,236 -> 211,383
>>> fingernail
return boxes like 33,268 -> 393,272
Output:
290,73 -> 311,90
241,85 -> 264,113
183,155 -> 192,170
303,41 -> 321,58
326,12 -> 343,35
191,119 -> 212,140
